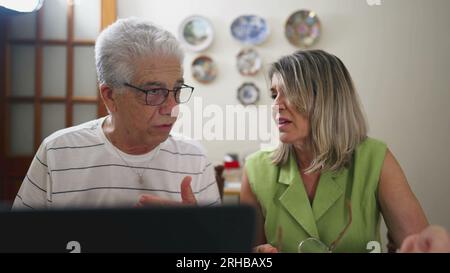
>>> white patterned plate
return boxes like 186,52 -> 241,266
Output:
179,15 -> 214,52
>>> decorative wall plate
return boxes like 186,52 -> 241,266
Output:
236,48 -> 261,76
191,55 -> 217,84
179,15 -> 214,52
285,10 -> 321,47
230,15 -> 269,45
237,82 -> 260,105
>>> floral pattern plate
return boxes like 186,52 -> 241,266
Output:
191,55 -> 217,84
236,48 -> 262,76
285,10 -> 321,47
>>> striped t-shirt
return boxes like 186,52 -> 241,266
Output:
12,116 -> 221,209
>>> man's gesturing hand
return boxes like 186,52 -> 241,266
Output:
136,176 -> 197,207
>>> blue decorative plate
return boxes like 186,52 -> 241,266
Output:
179,15 -> 214,52
285,10 -> 321,48
237,82 -> 260,105
230,15 -> 269,45
191,55 -> 217,84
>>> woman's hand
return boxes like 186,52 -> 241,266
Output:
253,244 -> 279,253
399,225 -> 450,253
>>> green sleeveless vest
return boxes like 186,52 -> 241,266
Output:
245,138 -> 387,252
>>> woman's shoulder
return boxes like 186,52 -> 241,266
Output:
353,137 -> 388,169
245,148 -> 280,195
356,137 -> 387,154
245,148 -> 275,167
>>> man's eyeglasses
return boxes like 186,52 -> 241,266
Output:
297,200 -> 352,253
123,82 -> 194,106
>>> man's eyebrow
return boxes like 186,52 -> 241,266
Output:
142,79 -> 184,87
142,81 -> 164,87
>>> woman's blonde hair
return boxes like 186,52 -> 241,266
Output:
269,50 -> 367,173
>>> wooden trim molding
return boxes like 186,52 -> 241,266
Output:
34,8 -> 43,152
0,15 -> 7,199
101,0 -> 116,30
97,0 -> 116,117
66,1 -> 74,127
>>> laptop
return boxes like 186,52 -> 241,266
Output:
0,205 -> 256,253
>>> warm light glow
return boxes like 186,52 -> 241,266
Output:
0,0 -> 44,12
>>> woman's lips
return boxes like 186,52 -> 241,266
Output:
277,118 -> 292,129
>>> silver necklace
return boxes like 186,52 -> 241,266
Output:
111,146 -> 155,184
104,117 -> 158,183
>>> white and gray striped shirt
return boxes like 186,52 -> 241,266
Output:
12,116 -> 221,209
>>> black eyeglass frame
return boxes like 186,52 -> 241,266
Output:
123,82 -> 194,106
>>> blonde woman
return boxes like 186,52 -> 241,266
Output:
241,50 -> 432,253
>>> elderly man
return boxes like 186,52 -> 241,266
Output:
12,18 -> 220,209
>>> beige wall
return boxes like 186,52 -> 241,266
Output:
117,0 -> 450,234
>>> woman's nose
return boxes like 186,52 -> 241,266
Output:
273,96 -> 286,110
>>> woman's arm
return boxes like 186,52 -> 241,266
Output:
378,148 -> 428,249
240,167 -> 267,246
240,167 -> 277,252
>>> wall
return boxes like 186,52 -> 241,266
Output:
117,0 -> 450,235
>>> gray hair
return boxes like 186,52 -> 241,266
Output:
269,50 -> 368,173
95,17 -> 184,88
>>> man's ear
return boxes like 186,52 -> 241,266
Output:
99,83 -> 116,113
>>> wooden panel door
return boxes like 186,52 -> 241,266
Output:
0,0 -> 116,205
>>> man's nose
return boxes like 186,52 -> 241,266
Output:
159,92 -> 178,115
